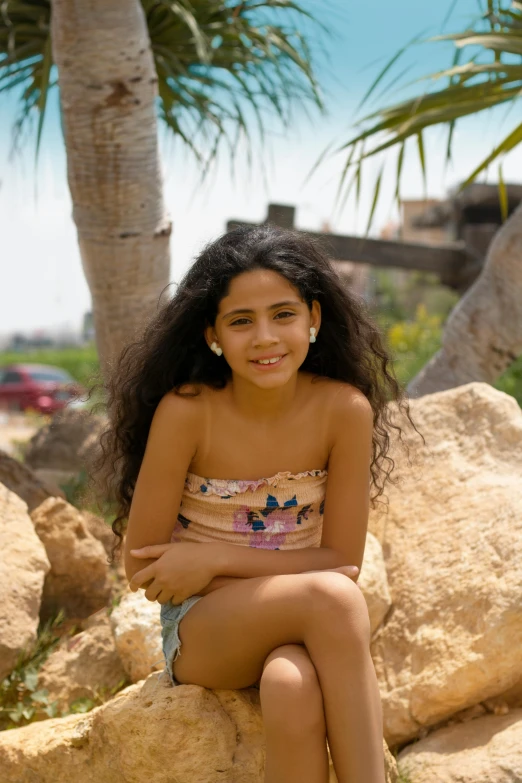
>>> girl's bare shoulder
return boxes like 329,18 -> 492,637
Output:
304,373 -> 366,408
305,375 -> 372,450
167,382 -> 212,405
160,383 -> 208,424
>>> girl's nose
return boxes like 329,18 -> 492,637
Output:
253,322 -> 279,344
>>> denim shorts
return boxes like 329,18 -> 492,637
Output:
159,596 -> 204,685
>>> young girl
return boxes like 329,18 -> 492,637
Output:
91,225 -> 415,783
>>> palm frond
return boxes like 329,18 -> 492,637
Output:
145,0 -> 325,168
325,0 -> 522,216
0,0 -> 325,171
0,0 -> 51,157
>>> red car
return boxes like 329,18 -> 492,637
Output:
0,363 -> 86,415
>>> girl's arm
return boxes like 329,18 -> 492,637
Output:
131,540 -> 351,594
211,543 -> 350,579
194,563 -> 359,597
124,392 -> 201,584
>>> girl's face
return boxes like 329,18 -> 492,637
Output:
206,269 -> 321,387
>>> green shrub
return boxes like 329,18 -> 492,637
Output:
66,678 -> 129,714
0,611 -> 68,730
385,304 -> 443,386
0,609 -> 129,731
376,304 -> 522,406
495,354 -> 522,406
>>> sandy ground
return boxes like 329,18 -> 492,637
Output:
0,412 -> 41,456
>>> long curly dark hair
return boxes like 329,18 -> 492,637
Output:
87,224 -> 421,563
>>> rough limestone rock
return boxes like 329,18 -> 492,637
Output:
33,468 -> 78,498
0,482 -> 51,679
30,497 -> 112,620
81,509 -> 116,557
358,531 -> 392,636
0,449 -> 65,511
38,609 -> 128,712
110,589 -> 164,682
487,676 -> 522,713
397,708 -> 522,783
0,673 -> 398,782
24,407 -> 106,472
368,383 -> 522,748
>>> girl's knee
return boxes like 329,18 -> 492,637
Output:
259,645 -> 325,736
308,572 -> 371,645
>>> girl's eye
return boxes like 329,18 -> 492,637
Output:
230,311 -> 295,326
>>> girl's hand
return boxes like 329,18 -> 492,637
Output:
128,542 -> 215,604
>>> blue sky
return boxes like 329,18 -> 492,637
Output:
1,0 -> 520,336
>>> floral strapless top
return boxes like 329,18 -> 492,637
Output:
170,469 -> 328,550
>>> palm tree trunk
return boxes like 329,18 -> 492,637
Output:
407,200 -> 522,398
50,0 -> 171,377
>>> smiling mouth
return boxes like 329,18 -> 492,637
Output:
250,354 -> 287,367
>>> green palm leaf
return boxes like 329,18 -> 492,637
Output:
498,162 -> 508,221
324,0 -> 522,213
0,0 -> 325,169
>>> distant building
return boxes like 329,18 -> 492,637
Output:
408,182 -> 522,262
400,199 -> 450,245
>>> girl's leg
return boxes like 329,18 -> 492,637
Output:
303,584 -> 385,783
259,568 -> 358,783
260,643 -> 329,783
172,570 -> 385,783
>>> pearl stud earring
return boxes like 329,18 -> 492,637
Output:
310,327 -> 317,343
211,341 -> 223,356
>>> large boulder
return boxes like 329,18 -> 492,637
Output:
0,483 -> 50,679
24,408 -> 106,473
0,449 -> 65,511
2,380 -> 520,780
81,510 -> 117,557
359,531 -> 392,636
0,673 -> 399,782
368,383 -> 522,748
32,468 -> 78,497
397,708 -> 522,782
30,497 -> 112,621
109,590 -> 164,683
37,609 -> 128,712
